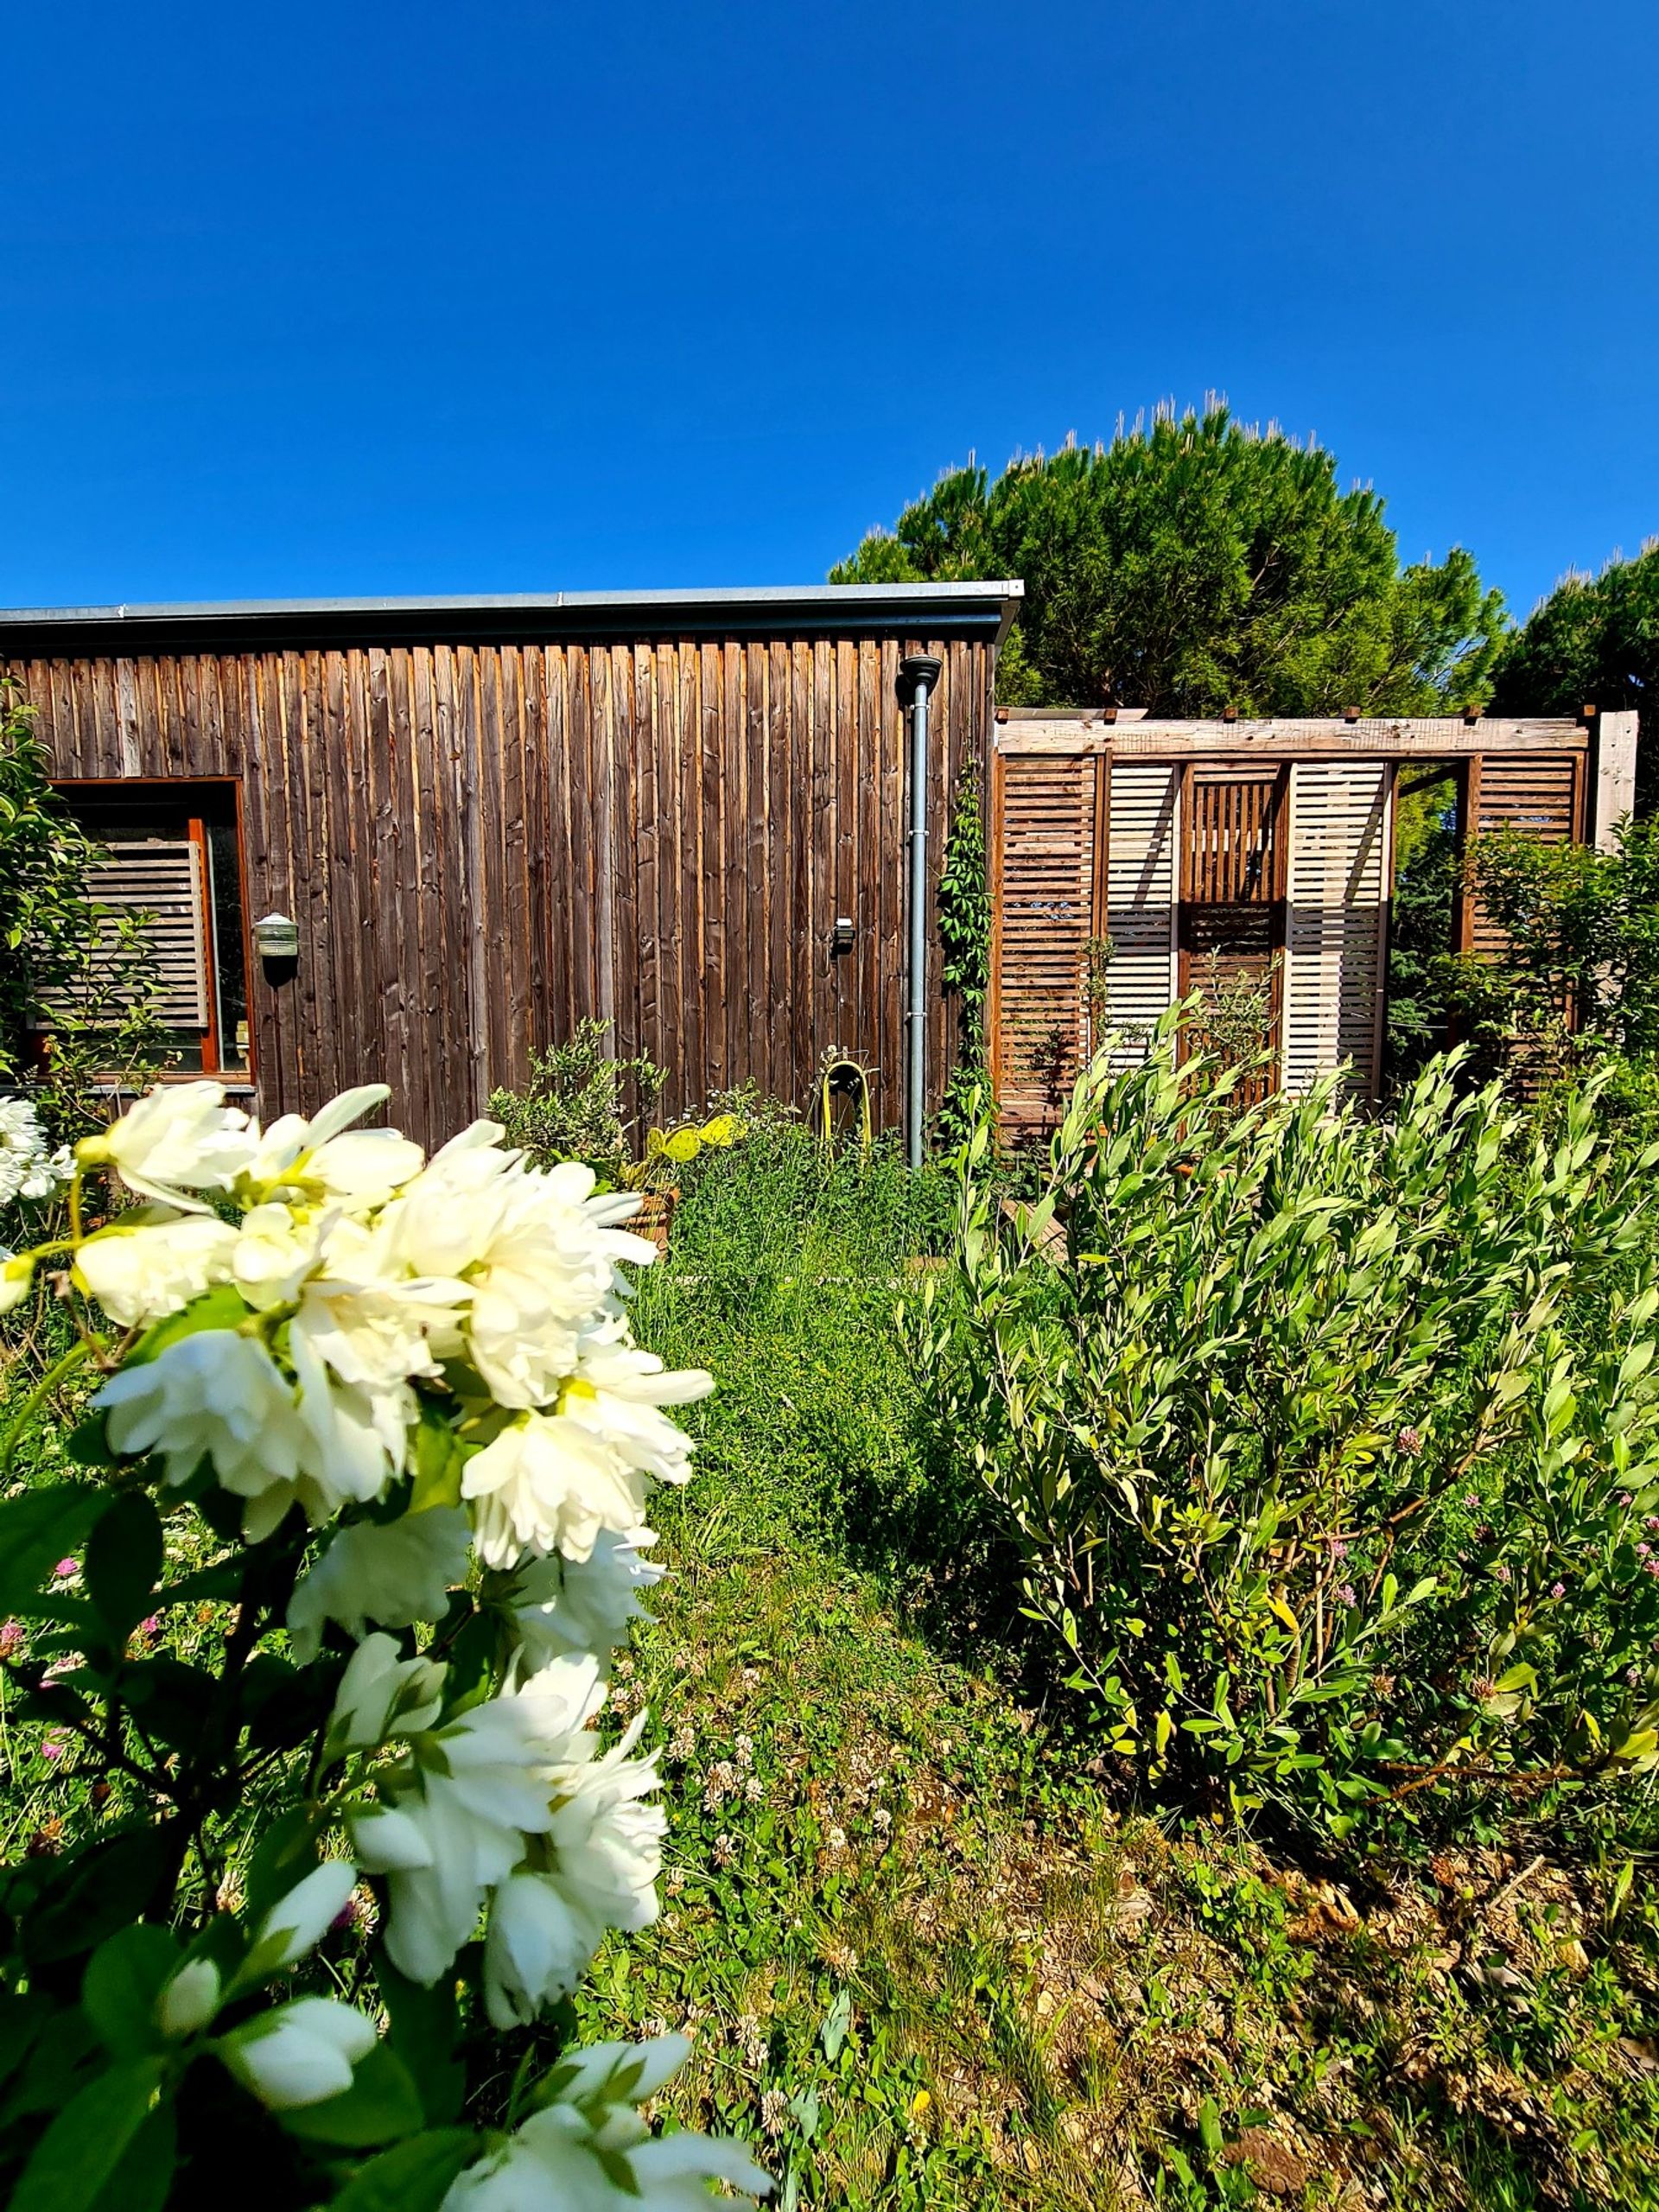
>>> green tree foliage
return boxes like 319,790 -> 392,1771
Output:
934,782 -> 994,1147
485,1016 -> 665,1175
0,680 -> 165,1136
1491,543 -> 1659,813
1385,770 -> 1462,1086
1387,816 -> 1659,1097
1440,819 -> 1659,1094
833,405 -> 1507,714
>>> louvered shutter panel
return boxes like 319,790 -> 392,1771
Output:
1468,754 -> 1580,959
1100,762 -> 1179,1066
81,841 -> 211,1027
1281,763 -> 1392,1096
992,755 -> 1096,1133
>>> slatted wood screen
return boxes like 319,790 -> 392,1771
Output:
1465,753 -> 1583,958
1099,762 -> 1179,1067
1281,763 -> 1392,1096
76,840 -> 211,1027
991,753 -> 1097,1129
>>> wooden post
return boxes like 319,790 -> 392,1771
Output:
1592,710 -> 1638,849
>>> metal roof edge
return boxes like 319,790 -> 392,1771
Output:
0,581 -> 1026,653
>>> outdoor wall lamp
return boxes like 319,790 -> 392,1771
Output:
253,912 -> 300,963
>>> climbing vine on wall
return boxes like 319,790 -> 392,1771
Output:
936,777 -> 994,1146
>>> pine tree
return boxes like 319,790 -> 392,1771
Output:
832,405 -> 1505,715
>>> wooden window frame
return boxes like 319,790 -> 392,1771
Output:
1173,761 -> 1289,1084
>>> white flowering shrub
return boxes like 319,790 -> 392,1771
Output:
0,1096 -> 72,1215
0,1080 -> 768,2210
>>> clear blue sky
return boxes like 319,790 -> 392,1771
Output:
4,0 -> 1655,623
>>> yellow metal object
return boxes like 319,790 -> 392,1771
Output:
817,1058 -> 874,1150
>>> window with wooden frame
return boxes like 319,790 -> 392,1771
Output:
48,781 -> 251,1078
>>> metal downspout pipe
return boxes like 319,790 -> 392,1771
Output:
899,652 -> 944,1171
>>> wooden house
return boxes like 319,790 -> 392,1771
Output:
1,585 -> 1018,1147
988,706 -> 1638,1135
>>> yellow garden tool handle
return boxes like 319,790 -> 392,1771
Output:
817,1059 -> 874,1150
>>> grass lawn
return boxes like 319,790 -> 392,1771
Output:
563,1135 -> 1659,2211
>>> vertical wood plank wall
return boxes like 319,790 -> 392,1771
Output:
8,632 -> 993,1145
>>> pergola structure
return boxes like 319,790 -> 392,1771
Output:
988,706 -> 1639,1134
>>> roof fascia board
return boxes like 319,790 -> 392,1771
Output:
0,582 -> 1025,656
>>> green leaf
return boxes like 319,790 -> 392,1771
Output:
81,1924 -> 181,2058
0,1485 -> 115,1618
377,1955 -> 466,2124
0,1990 -> 47,2101
23,1824 -> 177,1967
10,2055 -> 167,2212
0,2004 -> 100,2126
1619,1339 -> 1656,1390
1197,2095 -> 1224,2162
89,2100 -> 175,2212
118,1657 -> 217,1756
85,1491 -> 163,1646
125,1284 -> 255,1370
326,2128 -> 478,2212
410,1409 -> 464,1515
241,1654 -> 330,1755
245,1807 -> 321,1921
821,1987 -> 852,2062
63,1414 -> 116,1471
280,2043 -> 424,2148
152,1559 -> 242,1611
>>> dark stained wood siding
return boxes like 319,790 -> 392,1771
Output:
8,629 -> 995,1147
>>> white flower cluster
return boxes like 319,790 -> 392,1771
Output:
447,2036 -> 770,2212
66,1082 -> 706,1556
0,1097 -> 72,1210
334,1630 -> 665,2024
8,1077 -> 765,2208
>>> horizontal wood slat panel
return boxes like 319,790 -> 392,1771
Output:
994,753 -> 1094,1129
1100,762 -> 1178,1069
1281,763 -> 1391,1098
69,842 -> 210,1027
1470,753 -> 1582,963
1178,769 -> 1285,1099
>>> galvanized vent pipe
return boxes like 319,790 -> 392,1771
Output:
899,652 -> 943,1170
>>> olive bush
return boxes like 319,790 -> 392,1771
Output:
915,1014 -> 1659,1834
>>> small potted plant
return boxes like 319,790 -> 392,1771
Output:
621,1113 -> 742,1251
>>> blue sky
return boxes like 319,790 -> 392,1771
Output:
4,0 -> 1655,621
